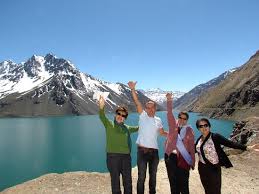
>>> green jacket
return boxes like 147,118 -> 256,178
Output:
99,108 -> 138,154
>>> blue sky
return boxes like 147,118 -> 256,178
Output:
1,0 -> 259,92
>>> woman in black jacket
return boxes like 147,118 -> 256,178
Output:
195,118 -> 247,194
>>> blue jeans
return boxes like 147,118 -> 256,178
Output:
106,153 -> 132,194
137,147 -> 159,194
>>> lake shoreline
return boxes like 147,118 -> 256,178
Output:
2,153 -> 259,194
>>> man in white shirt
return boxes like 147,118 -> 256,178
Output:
128,81 -> 167,194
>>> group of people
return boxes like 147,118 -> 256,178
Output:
99,81 -> 250,194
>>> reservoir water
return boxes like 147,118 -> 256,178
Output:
0,111 -> 234,191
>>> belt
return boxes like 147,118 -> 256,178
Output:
138,146 -> 158,153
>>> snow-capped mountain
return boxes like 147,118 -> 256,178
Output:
141,88 -> 185,107
0,54 -> 157,117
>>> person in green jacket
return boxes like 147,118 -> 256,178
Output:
99,95 -> 138,194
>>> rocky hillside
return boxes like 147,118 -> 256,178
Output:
174,68 -> 237,111
189,50 -> 259,120
0,54 -> 159,117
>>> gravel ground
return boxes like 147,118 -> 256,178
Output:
2,150 -> 259,194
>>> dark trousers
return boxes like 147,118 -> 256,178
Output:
106,153 -> 132,194
137,147 -> 159,194
198,162 -> 221,194
165,153 -> 190,194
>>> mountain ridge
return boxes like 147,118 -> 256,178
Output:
176,50 -> 259,120
174,68 -> 237,111
0,54 -> 162,117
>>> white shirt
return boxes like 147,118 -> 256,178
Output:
136,111 -> 163,149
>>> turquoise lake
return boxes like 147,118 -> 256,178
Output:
0,111 -> 234,191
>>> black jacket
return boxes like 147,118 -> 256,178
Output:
195,132 -> 247,168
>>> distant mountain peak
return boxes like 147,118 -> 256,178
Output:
145,88 -> 163,93
44,53 -> 57,61
31,55 -> 45,62
142,88 -> 185,108
1,60 -> 14,65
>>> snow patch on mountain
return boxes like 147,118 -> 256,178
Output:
0,56 -> 53,98
106,83 -> 122,95
80,73 -> 105,92
142,88 -> 185,105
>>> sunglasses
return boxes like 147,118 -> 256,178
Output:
117,112 -> 127,118
178,116 -> 187,120
198,124 -> 209,129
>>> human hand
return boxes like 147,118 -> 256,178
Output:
247,143 -> 259,152
99,95 -> 105,109
128,81 -> 137,90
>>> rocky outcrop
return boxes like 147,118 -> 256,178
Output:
209,76 -> 259,119
230,121 -> 253,145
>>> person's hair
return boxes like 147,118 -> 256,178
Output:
115,106 -> 128,118
178,111 -> 189,120
145,100 -> 156,108
196,118 -> 211,129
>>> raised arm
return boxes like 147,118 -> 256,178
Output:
99,95 -> 105,110
128,81 -> 143,114
99,95 -> 110,127
166,93 -> 177,131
